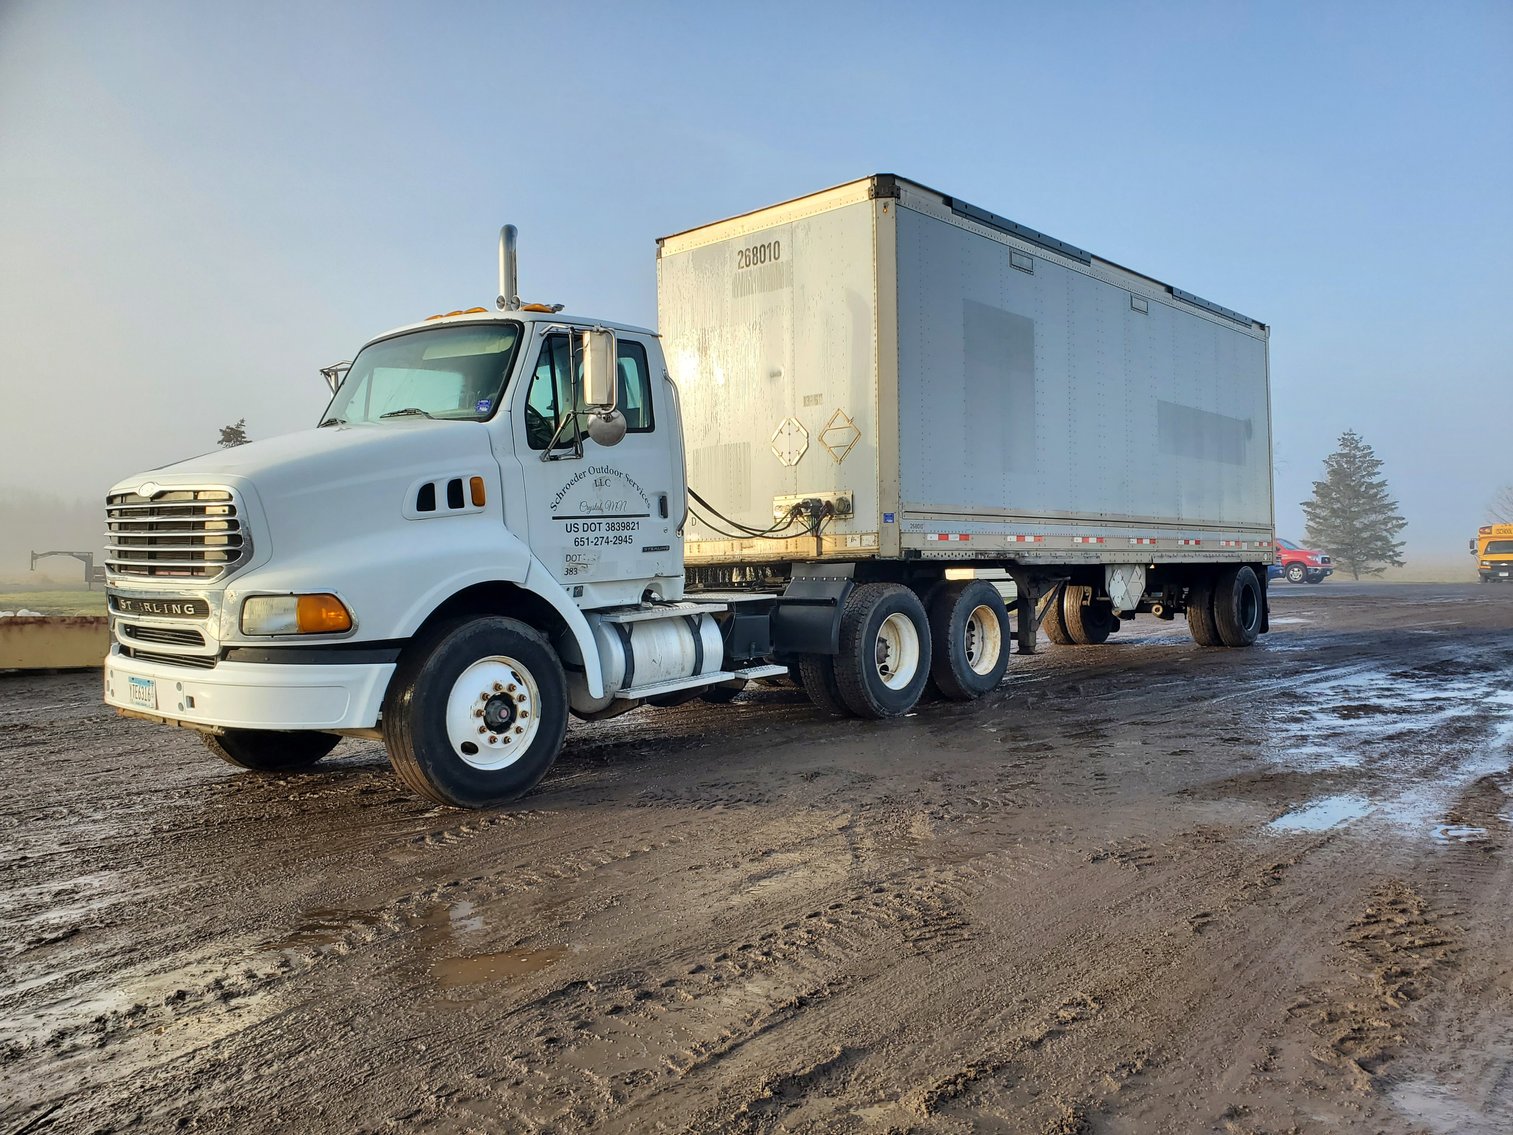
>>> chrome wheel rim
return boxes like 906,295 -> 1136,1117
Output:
445,655 -> 540,770
874,612 -> 922,691
963,604 -> 1003,675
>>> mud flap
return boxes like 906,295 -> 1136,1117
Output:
771,577 -> 854,656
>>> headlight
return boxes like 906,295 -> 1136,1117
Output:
1483,561 -> 1493,568
1305,555 -> 1319,563
241,593 -> 352,635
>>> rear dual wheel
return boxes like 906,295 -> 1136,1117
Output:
1039,582 -> 1116,646
927,580 -> 1011,700
1187,566 -> 1262,648
802,583 -> 933,719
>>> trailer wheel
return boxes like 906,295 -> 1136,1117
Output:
382,616 -> 569,808
1284,562 -> 1306,584
1038,584 -> 1075,645
1186,577 -> 1223,647
1062,584 -> 1115,646
833,583 -> 932,718
203,729 -> 340,772
798,654 -> 851,716
928,580 -> 1010,700
1213,566 -> 1263,647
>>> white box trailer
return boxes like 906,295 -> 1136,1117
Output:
658,174 -> 1273,574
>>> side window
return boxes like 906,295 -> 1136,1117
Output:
615,341 -> 654,432
524,336 -> 575,450
523,334 -> 654,449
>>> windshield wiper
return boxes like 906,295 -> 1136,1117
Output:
379,407 -> 435,420
318,417 -> 345,427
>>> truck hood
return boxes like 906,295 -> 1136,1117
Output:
108,420 -> 503,575
110,420 -> 496,499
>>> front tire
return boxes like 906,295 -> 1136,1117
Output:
203,729 -> 339,772
799,654 -> 851,717
833,583 -> 931,718
383,617 -> 569,808
1284,562 -> 1307,584
928,580 -> 1011,700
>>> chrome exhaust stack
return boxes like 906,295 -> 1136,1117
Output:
496,225 -> 520,311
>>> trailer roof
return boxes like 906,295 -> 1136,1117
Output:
657,174 -> 1265,332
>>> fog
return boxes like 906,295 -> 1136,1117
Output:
2,3 -> 1508,581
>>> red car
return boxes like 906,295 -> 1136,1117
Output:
1274,538 -> 1333,584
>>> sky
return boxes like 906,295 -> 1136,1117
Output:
1,0 -> 1510,567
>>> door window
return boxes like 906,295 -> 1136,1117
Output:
524,335 -> 656,449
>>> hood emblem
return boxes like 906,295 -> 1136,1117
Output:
137,481 -> 161,498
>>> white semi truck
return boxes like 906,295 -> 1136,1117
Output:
103,175 -> 1274,808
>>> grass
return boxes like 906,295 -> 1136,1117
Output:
0,589 -> 107,616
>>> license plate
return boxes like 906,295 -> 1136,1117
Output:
127,676 -> 157,709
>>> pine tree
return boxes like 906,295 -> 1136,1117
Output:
218,419 -> 250,448
1301,430 -> 1405,579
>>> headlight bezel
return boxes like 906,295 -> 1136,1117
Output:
240,593 -> 355,637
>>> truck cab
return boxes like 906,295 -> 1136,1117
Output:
103,302 -> 711,805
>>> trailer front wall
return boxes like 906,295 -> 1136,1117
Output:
893,197 -> 1272,536
659,190 -> 883,562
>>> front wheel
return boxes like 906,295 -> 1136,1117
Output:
203,729 -> 340,772
383,616 -> 569,808
928,580 -> 1010,700
1284,562 -> 1307,584
833,583 -> 932,718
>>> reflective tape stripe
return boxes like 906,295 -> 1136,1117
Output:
1008,535 -> 1045,543
925,533 -> 971,542
1128,538 -> 1158,546
1072,536 -> 1105,545
1177,539 -> 1203,546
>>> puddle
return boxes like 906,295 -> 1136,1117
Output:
1390,1075 -> 1510,1134
264,907 -> 385,952
1268,616 -> 1310,626
433,946 -> 567,988
1267,794 -> 1373,832
1431,824 -> 1489,844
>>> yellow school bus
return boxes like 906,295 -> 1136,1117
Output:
1472,524 -> 1513,583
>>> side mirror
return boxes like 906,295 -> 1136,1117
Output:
581,328 -> 617,412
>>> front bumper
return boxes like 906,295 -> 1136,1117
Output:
103,645 -> 393,731
1481,565 -> 1513,582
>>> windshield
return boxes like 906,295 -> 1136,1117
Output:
321,323 -> 523,426
1277,538 -> 1299,550
1486,540 -> 1513,555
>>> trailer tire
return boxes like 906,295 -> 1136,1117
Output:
382,616 -> 569,808
1213,566 -> 1263,647
203,729 -> 340,772
928,580 -> 1010,700
1186,577 -> 1223,647
1038,584 -> 1075,646
798,654 -> 851,717
833,583 -> 932,718
1062,584 -> 1115,646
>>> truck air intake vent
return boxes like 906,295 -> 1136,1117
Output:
417,483 -> 436,512
105,487 -> 250,582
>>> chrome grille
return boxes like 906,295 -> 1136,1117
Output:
106,488 -> 249,581
121,646 -> 219,670
120,623 -> 206,648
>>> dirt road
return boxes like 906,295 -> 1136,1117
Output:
3,583 -> 1510,1133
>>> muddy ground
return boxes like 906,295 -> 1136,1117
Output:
2,582 -> 1511,1134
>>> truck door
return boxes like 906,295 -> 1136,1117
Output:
514,329 -> 681,601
